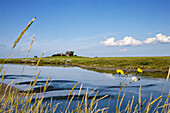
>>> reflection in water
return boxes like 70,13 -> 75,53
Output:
0,64 -> 169,112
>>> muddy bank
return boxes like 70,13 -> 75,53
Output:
76,64 -> 169,73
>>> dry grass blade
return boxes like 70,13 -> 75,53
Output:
63,82 -> 79,112
150,96 -> 162,105
36,96 -> 44,113
94,95 -> 108,104
12,17 -> 36,49
118,92 -> 125,112
21,93 -> 27,106
0,68 -> 6,87
22,93 -> 35,112
0,17 -> 36,73
74,83 -> 83,112
78,83 -> 83,96
1,81 -> 14,100
152,98 -> 162,113
68,82 -> 79,98
31,70 -> 41,88
18,34 -> 35,87
80,95 -> 85,112
15,35 -> 35,97
2,93 -> 12,108
139,86 -> 141,113
161,91 -> 170,113
35,50 -> 45,72
89,90 -> 99,112
130,96 -> 134,113
30,95 -> 38,112
27,93 -> 36,112
95,107 -> 109,113
65,93 -> 75,113
159,103 -> 170,109
146,93 -> 153,112
145,96 -> 162,113
53,103 -> 60,113
116,89 -> 121,113
40,102 -> 47,113
91,102 -> 98,113
139,99 -> 146,112
26,34 -> 35,58
15,96 -> 21,113
9,48 -> 26,60
88,87 -> 98,98
85,87 -> 88,113
50,97 -> 53,109
8,81 -> 14,95
161,67 -> 170,96
43,76 -> 49,92
0,48 -> 25,72
45,104 -> 49,113
124,100 -> 130,112
166,67 -> 170,82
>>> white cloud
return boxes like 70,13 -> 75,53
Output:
100,36 -> 142,46
100,33 -> 170,46
155,33 -> 170,43
120,48 -> 127,52
143,37 -> 157,44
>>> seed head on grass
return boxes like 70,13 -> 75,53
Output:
26,34 -> 35,58
132,76 -> 138,82
12,17 -> 36,49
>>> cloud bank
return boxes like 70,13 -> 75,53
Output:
100,33 -> 170,46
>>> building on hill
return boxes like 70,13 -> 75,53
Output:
52,51 -> 74,57
52,53 -> 66,57
65,51 -> 74,56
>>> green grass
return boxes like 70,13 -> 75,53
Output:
1,56 -> 170,74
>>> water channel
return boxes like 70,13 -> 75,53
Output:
1,64 -> 170,112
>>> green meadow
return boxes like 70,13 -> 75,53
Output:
1,56 -> 170,75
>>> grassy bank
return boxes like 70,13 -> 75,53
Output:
1,56 -> 170,74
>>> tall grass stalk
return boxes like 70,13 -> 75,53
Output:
12,17 -> 36,49
0,17 -> 36,72
63,82 -> 79,112
0,48 -> 25,73
20,34 -> 35,77
0,68 -> 6,88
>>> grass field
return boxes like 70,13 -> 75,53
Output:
43,56 -> 170,70
1,56 -> 170,75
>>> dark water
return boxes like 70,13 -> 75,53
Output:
1,64 -> 170,112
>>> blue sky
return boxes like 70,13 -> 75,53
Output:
0,0 -> 170,58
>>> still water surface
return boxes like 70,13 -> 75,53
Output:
1,64 -> 170,112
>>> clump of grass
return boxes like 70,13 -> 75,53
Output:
114,68 -> 170,113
